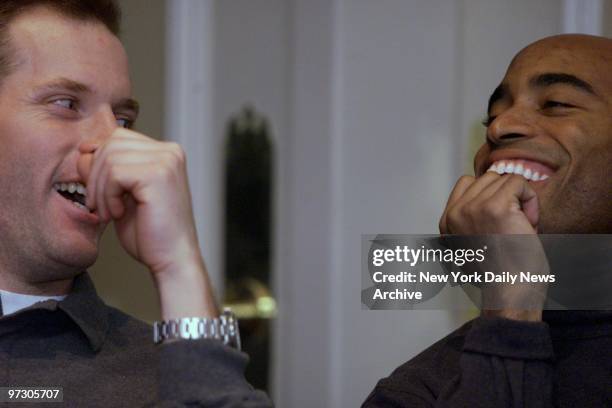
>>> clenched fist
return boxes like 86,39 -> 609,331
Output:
77,128 -> 218,319
440,167 -> 549,321
439,171 -> 539,235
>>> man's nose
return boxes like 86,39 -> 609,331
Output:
486,105 -> 536,146
79,108 -> 118,153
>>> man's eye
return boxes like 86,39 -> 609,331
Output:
52,98 -> 77,110
116,118 -> 133,129
543,100 -> 574,109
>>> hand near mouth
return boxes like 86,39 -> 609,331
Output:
77,128 -> 218,320
439,171 -> 539,235
439,171 -> 547,321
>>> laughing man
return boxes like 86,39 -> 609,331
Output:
364,34 -> 612,407
0,1 -> 271,406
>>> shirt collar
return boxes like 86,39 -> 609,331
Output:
0,290 -> 66,316
0,273 -> 110,352
57,272 -> 110,352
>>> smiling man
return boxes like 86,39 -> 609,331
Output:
364,34 -> 612,407
0,1 -> 270,406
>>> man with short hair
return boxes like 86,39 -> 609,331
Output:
364,34 -> 612,407
0,1 -> 271,406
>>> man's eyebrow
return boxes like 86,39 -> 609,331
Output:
34,77 -> 93,94
486,73 -> 598,114
530,72 -> 596,96
34,77 -> 140,116
487,83 -> 507,114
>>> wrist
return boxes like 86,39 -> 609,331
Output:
150,236 -> 203,277
153,254 -> 219,320
153,309 -> 241,350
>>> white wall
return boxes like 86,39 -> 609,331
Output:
281,1 -> 563,406
330,1 -> 459,405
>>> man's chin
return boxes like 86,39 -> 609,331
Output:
48,235 -> 100,272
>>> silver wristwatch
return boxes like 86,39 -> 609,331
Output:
153,308 -> 241,350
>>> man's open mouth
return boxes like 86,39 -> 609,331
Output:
487,159 -> 554,182
53,182 -> 91,212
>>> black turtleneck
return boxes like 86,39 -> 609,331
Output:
364,311 -> 612,407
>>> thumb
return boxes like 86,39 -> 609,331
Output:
77,153 -> 94,183
518,182 -> 539,228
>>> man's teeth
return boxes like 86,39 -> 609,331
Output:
488,161 -> 549,181
53,182 -> 87,196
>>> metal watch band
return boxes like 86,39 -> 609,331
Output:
153,308 -> 241,350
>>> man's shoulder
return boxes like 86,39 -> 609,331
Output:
105,303 -> 151,335
103,304 -> 153,349
368,318 -> 474,404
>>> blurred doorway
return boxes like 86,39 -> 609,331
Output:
223,105 -> 276,391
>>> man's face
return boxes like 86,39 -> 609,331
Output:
0,7 -> 136,282
474,35 -> 612,233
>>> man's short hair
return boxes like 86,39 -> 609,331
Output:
0,0 -> 121,80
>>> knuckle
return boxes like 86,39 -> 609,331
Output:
458,175 -> 475,184
154,162 -> 176,182
167,142 -> 186,162
446,206 -> 462,226
481,201 -> 504,218
461,203 -> 479,218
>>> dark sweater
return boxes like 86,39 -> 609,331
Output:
0,273 -> 273,407
363,311 -> 612,407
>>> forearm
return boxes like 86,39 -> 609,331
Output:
154,254 -> 219,320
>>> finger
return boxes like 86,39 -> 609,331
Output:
95,161 -> 131,222
79,127 -> 152,160
86,145 -> 107,210
469,173 -> 514,204
501,176 -> 539,227
452,171 -> 501,206
95,163 -> 111,222
86,139 -> 164,209
77,153 -> 94,183
440,173 -> 500,233
92,153 -> 161,221
447,176 -> 477,208
482,175 -> 539,228
440,176 -> 476,233
104,165 -> 128,220
99,164 -> 153,221
112,127 -> 153,142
